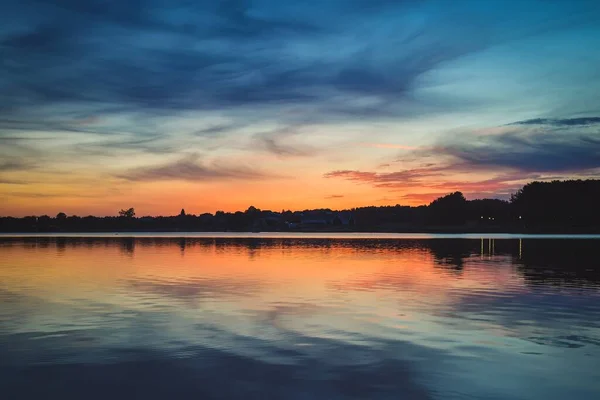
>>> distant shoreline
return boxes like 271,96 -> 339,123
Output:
2,231 -> 600,239
3,180 -> 599,235
2,225 -> 600,234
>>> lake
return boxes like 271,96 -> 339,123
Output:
1,235 -> 599,399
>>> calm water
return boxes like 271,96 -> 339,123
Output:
1,236 -> 599,399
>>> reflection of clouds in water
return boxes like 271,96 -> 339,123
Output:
127,277 -> 264,302
2,237 -> 600,399
0,287 -> 64,331
325,249 -> 600,357
449,290 -> 600,348
262,302 -> 323,329
1,340 -> 435,400
0,279 -> 440,399
0,290 -> 439,399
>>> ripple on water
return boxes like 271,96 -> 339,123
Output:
1,237 -> 600,399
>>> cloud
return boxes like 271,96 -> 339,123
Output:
2,191 -> 99,199
2,0 -> 600,212
74,134 -> 177,156
360,143 -> 419,150
259,136 -> 314,157
0,178 -> 29,185
436,118 -> 600,172
509,117 -> 600,126
325,166 -> 537,202
193,123 -> 243,137
324,166 -> 446,186
423,172 -> 539,196
118,155 -> 275,182
324,167 -> 447,197
397,193 -> 442,204
253,127 -> 317,157
0,160 -> 36,172
3,0 -> 595,129
324,115 -> 600,201
325,194 -> 344,199
325,113 -> 600,200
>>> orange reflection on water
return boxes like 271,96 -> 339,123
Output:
2,237 -> 599,400
0,238 -> 525,317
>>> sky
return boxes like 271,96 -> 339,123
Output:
1,0 -> 600,217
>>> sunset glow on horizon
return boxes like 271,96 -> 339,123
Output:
1,0 -> 599,217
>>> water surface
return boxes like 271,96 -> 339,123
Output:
1,236 -> 599,399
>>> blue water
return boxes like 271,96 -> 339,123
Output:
1,236 -> 599,399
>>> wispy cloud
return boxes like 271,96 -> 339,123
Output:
509,117 -> 600,126
74,134 -> 177,156
0,160 -> 36,172
253,127 -> 317,157
397,193 -> 442,204
360,143 -> 419,150
118,155 -> 275,182
324,166 -> 447,186
434,117 -> 600,172
324,170 -> 378,181
3,0 -> 595,127
193,123 -> 243,137
2,191 -> 100,199
325,166 -> 539,201
2,0 -> 600,214
326,116 -> 600,201
0,178 -> 29,185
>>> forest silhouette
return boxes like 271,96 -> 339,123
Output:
1,179 -> 599,233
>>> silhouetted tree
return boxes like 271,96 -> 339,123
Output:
468,199 -> 510,222
245,206 -> 260,214
428,191 -> 467,225
118,208 -> 135,218
2,179 -> 600,233
511,180 -> 600,228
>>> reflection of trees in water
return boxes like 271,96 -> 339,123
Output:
423,239 -> 600,287
3,237 -> 599,287
425,239 -> 475,272
56,237 -> 67,253
245,238 -> 262,260
424,239 -> 517,272
119,238 -> 135,256
516,240 -> 600,287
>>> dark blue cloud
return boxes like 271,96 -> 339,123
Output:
193,123 -> 245,137
2,0 -> 597,129
0,0 -> 599,196
436,118 -> 600,173
509,117 -> 600,126
326,114 -> 600,199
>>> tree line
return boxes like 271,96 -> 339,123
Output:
1,179 -> 599,233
